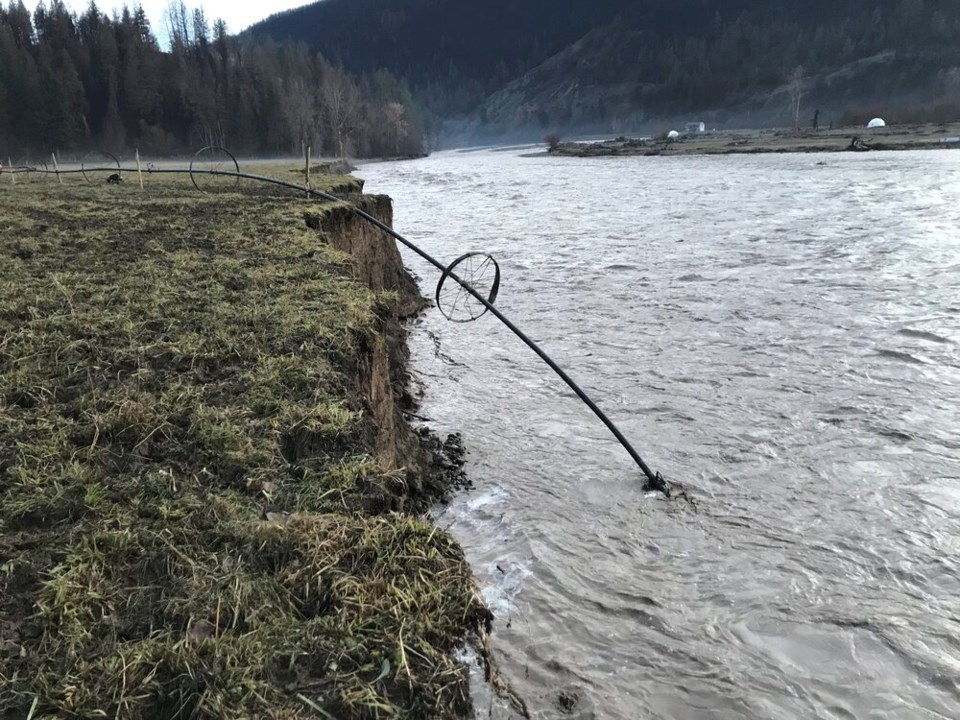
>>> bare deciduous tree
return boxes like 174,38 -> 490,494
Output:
322,72 -> 359,159
165,1 -> 191,50
384,102 -> 407,156
284,77 -> 316,155
790,65 -> 804,130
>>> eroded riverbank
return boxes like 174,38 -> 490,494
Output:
0,171 -> 491,718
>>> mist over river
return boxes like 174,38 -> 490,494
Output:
357,148 -> 960,720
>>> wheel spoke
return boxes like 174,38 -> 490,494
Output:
436,253 -> 500,323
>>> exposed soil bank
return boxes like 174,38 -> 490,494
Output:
549,122 -> 960,157
0,172 -> 489,718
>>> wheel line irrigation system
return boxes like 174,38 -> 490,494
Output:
5,146 -> 687,501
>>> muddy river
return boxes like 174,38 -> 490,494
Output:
358,148 -> 960,719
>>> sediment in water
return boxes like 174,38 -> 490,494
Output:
0,172 -> 489,718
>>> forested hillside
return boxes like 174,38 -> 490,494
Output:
252,0 -> 634,114
4,0 -> 959,155
252,0 -> 960,134
0,1 -> 426,158
475,3 -> 960,135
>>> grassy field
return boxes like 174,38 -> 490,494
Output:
0,168 -> 489,718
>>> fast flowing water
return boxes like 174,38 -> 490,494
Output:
357,149 -> 960,720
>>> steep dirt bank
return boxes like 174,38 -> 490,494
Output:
307,195 -> 468,513
0,175 -> 489,718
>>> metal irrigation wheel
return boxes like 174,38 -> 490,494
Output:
189,146 -> 240,194
435,252 -> 501,323
81,151 -> 121,184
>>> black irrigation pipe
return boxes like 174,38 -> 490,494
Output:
28,164 -> 676,497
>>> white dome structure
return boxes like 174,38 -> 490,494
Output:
667,130 -> 680,140
867,118 -> 886,128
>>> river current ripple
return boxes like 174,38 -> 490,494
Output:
358,149 -> 960,720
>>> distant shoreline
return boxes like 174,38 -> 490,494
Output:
547,123 -> 960,157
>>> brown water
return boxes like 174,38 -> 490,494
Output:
357,149 -> 960,720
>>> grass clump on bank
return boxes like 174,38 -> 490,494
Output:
0,172 -> 489,718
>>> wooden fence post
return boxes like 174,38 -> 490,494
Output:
305,144 -> 311,197
52,152 -> 63,185
135,149 -> 144,191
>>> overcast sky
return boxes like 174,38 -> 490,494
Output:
22,1 -> 311,39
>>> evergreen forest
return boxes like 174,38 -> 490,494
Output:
0,1 -> 428,159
